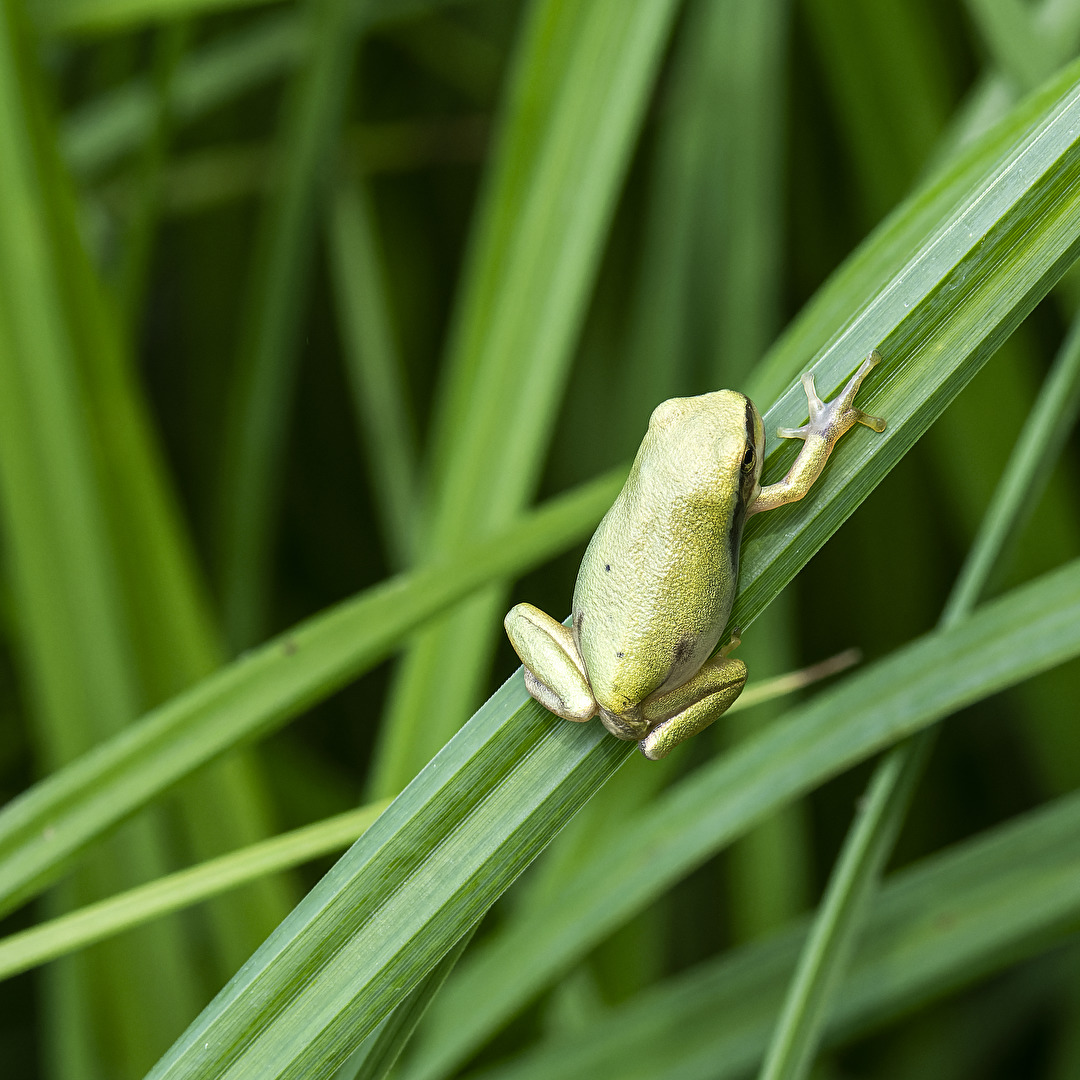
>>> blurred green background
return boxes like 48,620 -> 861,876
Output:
1,0 -> 1080,1077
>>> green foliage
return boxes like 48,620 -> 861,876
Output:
1,1 -> 1079,1079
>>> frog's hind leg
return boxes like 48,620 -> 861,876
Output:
505,603 -> 597,721
639,654 -> 747,760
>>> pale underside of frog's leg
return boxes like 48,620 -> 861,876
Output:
748,349 -> 887,517
504,602 -> 597,721
638,654 -> 747,761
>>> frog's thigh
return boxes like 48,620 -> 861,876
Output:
639,656 -> 747,761
504,603 -> 597,721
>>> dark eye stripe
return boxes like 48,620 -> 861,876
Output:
724,397 -> 757,579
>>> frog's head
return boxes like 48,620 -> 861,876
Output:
644,390 -> 765,518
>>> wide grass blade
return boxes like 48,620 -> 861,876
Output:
730,56 -> 1080,636
152,556 -> 1080,1080
0,1 -> 203,1066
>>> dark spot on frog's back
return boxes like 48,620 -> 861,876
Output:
671,634 -> 694,666
605,564 -> 611,572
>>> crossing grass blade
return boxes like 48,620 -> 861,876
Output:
145,554 -> 1080,1080
0,802 -> 389,981
458,786 -> 1080,1080
0,468 -> 624,920
403,558 -> 1080,1080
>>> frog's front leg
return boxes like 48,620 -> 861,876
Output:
749,349 -> 886,516
505,603 -> 597,721
638,649 -> 747,761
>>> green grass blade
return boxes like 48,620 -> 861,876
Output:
153,557 -> 1080,1080
0,1 -> 202,1067
215,0 -> 357,651
41,0 -> 457,36
131,55 -> 1080,1053
404,58 -> 1080,1076
461,788 -> 1080,1080
327,180 -> 419,567
147,682 -> 632,1080
59,1 -> 469,180
0,802 -> 389,981
964,0 -> 1062,91
345,928 -> 476,1080
115,20 -> 189,331
945,308 -> 1080,621
0,468 -> 624,918
756,733 -> 933,1080
405,558 -> 1080,1080
801,0 -> 952,223
744,36 -> 1079,411
63,14 -> 300,177
370,0 -> 680,796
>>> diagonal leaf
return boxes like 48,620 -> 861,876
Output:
141,50 -> 1080,1074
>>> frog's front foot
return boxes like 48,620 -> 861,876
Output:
748,350 -> 887,517
778,349 -> 887,444
505,603 -> 597,721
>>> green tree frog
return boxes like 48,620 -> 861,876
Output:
504,350 -> 886,759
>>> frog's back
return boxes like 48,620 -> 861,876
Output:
572,390 -> 759,715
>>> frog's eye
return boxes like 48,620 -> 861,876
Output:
741,447 -> 756,471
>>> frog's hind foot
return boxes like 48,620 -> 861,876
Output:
505,602 -> 597,721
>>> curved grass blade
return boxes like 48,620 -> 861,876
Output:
756,300 -> 1080,1080
0,468 -> 624,920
